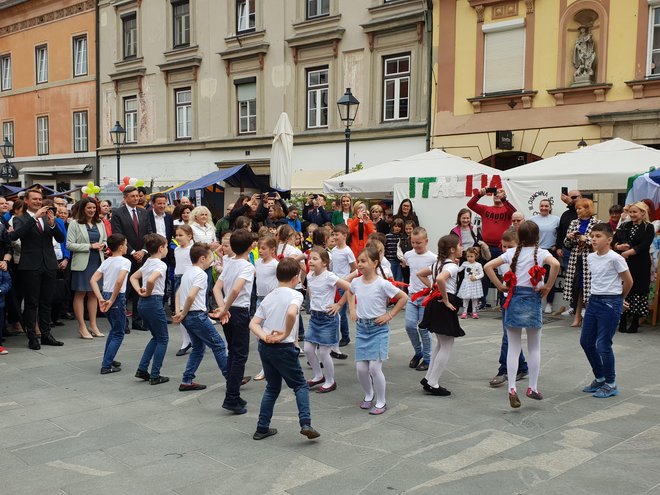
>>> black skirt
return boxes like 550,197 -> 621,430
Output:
418,293 -> 465,337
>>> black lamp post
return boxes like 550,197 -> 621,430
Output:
110,121 -> 126,184
577,137 -> 588,149
0,137 -> 17,183
336,88 -> 360,175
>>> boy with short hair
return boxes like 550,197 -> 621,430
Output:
130,233 -> 170,385
249,257 -> 320,441
403,227 -> 437,370
90,234 -> 131,374
331,223 -> 356,348
213,229 -> 256,414
173,243 -> 229,392
580,223 -> 633,398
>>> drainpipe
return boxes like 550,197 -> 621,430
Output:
425,0 -> 433,152
94,0 -> 101,185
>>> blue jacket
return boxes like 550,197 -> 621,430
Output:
0,269 -> 11,306
287,217 -> 301,232
55,218 -> 71,260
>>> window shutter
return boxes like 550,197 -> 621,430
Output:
483,27 -> 525,94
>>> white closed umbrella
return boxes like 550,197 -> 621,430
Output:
270,112 -> 294,190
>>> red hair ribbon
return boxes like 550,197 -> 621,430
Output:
502,271 -> 517,309
529,265 -> 546,287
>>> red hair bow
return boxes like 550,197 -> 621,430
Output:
528,265 -> 546,287
502,271 -> 517,309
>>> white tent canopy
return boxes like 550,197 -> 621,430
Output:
323,149 -> 500,195
503,138 -> 660,190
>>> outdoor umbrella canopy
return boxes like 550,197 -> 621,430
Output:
270,112 -> 293,191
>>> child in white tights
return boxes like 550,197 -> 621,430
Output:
457,247 -> 484,319
485,221 -> 560,408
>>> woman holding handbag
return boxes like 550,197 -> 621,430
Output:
67,197 -> 108,339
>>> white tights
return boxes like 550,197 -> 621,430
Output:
425,335 -> 454,387
356,360 -> 386,408
304,342 -> 335,387
179,324 -> 191,349
506,327 -> 541,393
461,299 -> 480,314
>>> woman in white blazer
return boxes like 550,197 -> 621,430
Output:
67,198 -> 108,339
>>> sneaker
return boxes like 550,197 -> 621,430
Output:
222,402 -> 247,415
300,425 -> 321,439
471,312 -> 479,319
253,428 -> 278,440
561,308 -> 574,316
460,313 -> 468,319
369,404 -> 388,415
179,382 -> 207,391
516,371 -> 528,381
489,374 -> 507,387
134,370 -> 150,381
526,387 -> 543,400
150,376 -> 169,386
582,379 -> 605,393
409,353 -> 423,369
111,361 -> 122,367
544,303 -> 553,314
509,388 -> 521,408
416,361 -> 429,371
100,366 -> 121,374
593,383 -> 619,398
0,346 -> 8,355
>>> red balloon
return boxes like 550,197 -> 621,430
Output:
82,193 -> 88,198
119,184 -> 126,192
123,176 -> 130,185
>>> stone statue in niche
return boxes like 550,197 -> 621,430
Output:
572,26 -> 596,86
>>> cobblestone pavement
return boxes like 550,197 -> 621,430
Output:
1,310 -> 659,495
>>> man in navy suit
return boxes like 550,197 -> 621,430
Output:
110,186 -> 153,330
9,189 -> 65,350
148,193 -> 175,313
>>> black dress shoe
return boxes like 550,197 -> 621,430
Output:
176,344 -> 191,356
131,322 -> 147,331
125,328 -> 131,334
330,350 -> 348,360
28,339 -> 41,350
222,402 -> 247,415
338,338 -> 350,347
51,321 -> 65,327
41,334 -> 64,346
135,370 -> 150,381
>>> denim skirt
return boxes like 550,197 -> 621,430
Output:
355,319 -> 390,361
504,286 -> 542,329
306,311 -> 339,346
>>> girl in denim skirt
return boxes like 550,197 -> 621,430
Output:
304,247 -> 351,393
485,221 -> 560,408
348,245 -> 408,415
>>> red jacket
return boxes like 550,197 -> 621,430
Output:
467,193 -> 516,246
348,217 -> 375,258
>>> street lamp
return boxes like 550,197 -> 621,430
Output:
0,136 -> 18,183
577,137 -> 588,149
110,121 -> 126,184
337,87 -> 360,175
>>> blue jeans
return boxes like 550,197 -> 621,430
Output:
390,259 -> 403,283
101,292 -> 127,369
338,288 -> 349,342
405,299 -> 431,363
181,311 -> 228,384
580,294 -> 623,384
137,295 -> 169,378
222,306 -> 250,405
498,308 -> 528,376
256,341 -> 311,432
483,245 -> 503,306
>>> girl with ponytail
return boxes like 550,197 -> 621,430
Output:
484,221 -> 560,409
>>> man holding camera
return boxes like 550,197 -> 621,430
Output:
467,188 -> 517,259
302,194 -> 331,226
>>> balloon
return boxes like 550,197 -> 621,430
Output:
123,176 -> 130,185
129,178 -> 137,186
82,193 -> 88,198
135,179 -> 144,187
81,186 -> 88,194
93,186 -> 101,194
119,184 -> 126,192
87,181 -> 94,189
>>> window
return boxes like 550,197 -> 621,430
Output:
122,13 -> 137,59
236,0 -> 255,33
2,122 -> 14,147
73,111 -> 88,152
1,55 -> 11,91
124,97 -> 138,143
307,67 -> 328,128
173,1 -> 190,48
236,80 -> 256,134
73,36 -> 88,76
37,116 -> 49,155
35,45 -> 48,84
307,0 -> 329,18
175,88 -> 192,139
649,6 -> 660,76
383,54 -> 410,121
483,25 -> 525,94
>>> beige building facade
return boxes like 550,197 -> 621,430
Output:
98,0 -> 431,191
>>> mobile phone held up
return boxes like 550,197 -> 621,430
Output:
561,187 -> 569,196
485,187 -> 498,194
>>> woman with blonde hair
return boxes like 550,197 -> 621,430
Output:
332,194 -> 353,226
370,204 -> 390,234
614,201 -> 654,333
189,206 -> 217,245
563,198 -> 600,327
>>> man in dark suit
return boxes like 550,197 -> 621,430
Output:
147,193 -> 174,313
9,189 -> 65,349
110,185 -> 153,330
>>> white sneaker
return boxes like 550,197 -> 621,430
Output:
561,308 -> 575,316
544,303 -> 552,314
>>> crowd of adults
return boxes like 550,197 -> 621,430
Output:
0,183 -> 656,356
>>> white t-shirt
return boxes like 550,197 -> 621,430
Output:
140,257 -> 167,296
350,276 -> 400,320
179,265 -> 208,312
254,287 -> 303,344
219,258 -> 255,308
255,258 -> 279,297
380,257 -> 393,279
404,250 -> 437,294
331,245 -> 356,278
308,270 -> 340,312
174,244 -> 192,275
278,243 -> 304,289
96,256 -> 132,293
499,247 -> 552,287
587,250 -> 629,295
431,261 -> 460,295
